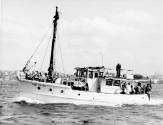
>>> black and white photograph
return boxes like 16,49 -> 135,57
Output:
0,0 -> 163,124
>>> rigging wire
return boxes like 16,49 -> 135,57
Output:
24,23 -> 53,67
40,28 -> 53,71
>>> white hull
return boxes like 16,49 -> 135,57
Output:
16,78 -> 150,106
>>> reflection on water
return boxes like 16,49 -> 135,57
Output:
0,81 -> 163,125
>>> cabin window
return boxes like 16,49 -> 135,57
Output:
106,79 -> 113,86
88,71 -> 93,78
99,72 -> 103,77
81,71 -> 84,77
76,70 -> 79,77
113,80 -> 120,86
81,71 -> 87,78
84,71 -> 87,78
68,82 -> 73,86
95,72 -> 98,78
78,71 -> 82,77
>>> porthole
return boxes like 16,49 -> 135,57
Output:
78,93 -> 80,96
49,88 -> 52,91
61,90 -> 64,93
37,86 -> 40,90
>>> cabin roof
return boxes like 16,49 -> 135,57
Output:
75,66 -> 105,71
105,77 -> 150,82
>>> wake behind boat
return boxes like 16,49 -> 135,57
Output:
17,7 -> 152,105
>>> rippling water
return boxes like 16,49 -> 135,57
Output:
0,80 -> 163,125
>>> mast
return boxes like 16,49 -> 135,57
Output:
48,6 -> 59,80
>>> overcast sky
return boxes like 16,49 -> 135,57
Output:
1,0 -> 163,75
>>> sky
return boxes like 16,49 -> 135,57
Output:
0,0 -> 163,75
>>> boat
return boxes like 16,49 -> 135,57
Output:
16,7 -> 152,105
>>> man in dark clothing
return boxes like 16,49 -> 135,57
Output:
116,63 -> 121,78
145,84 -> 152,100
145,84 -> 151,94
134,82 -> 142,94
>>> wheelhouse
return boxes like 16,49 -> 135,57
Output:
73,66 -> 105,92
74,66 -> 105,79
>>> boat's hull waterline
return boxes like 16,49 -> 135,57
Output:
16,77 -> 150,106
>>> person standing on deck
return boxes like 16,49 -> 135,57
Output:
116,63 -> 121,78
145,84 -> 152,94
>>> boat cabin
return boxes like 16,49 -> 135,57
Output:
101,78 -> 125,94
73,66 -> 105,92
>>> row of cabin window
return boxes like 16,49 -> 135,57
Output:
106,79 -> 120,86
76,71 -> 103,78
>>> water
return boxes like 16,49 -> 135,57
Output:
0,80 -> 163,125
